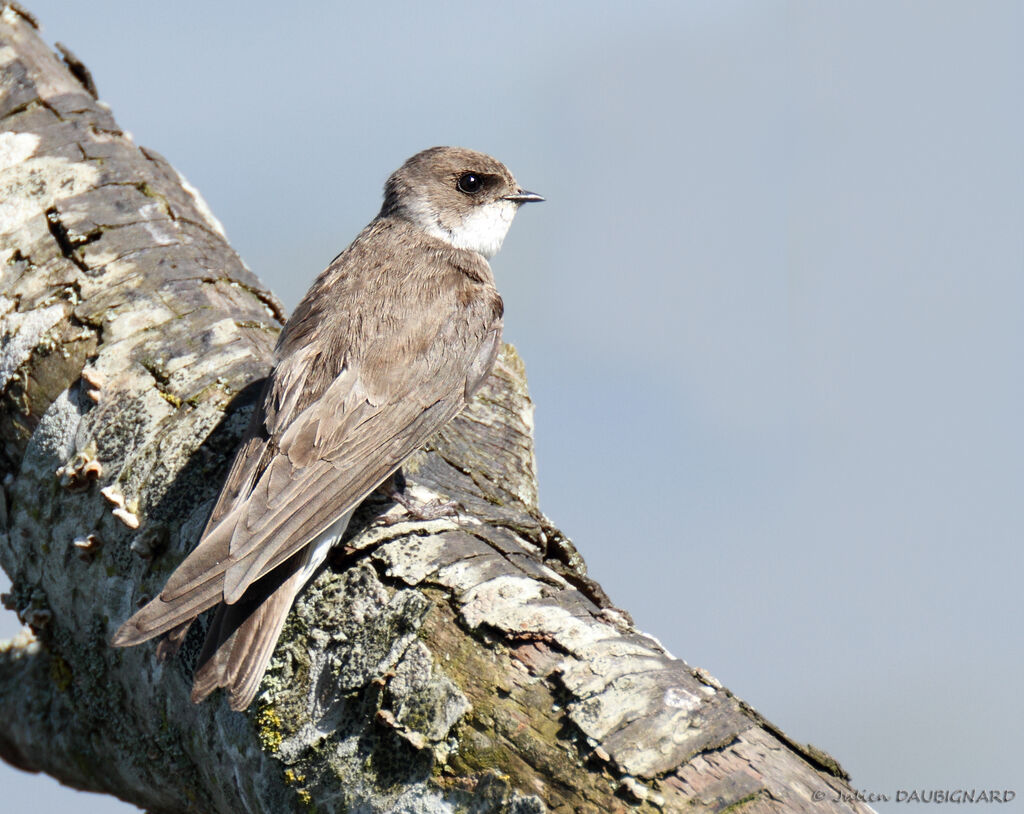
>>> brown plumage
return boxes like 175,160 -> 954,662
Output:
112,147 -> 542,710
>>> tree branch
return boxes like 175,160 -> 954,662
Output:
0,5 -> 874,812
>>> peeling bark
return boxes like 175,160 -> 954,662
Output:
0,6 -> 876,813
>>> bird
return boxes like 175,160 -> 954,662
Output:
112,146 -> 543,711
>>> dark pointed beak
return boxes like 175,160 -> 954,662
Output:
503,188 -> 544,204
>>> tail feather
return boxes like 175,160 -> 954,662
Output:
190,549 -> 307,710
190,510 -> 352,710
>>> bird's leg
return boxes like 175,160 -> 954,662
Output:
380,468 -> 458,524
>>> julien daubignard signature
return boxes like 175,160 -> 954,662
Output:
813,788 -> 1016,804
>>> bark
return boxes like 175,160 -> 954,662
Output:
0,6 -> 875,813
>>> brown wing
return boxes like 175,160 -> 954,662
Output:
113,219 -> 503,645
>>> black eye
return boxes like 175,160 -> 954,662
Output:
456,172 -> 483,195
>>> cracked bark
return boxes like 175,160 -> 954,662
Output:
0,6 -> 876,813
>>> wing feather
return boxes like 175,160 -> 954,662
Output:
221,397 -> 460,601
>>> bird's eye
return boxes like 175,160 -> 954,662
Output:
456,172 -> 483,195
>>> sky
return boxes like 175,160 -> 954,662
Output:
1,2 -> 1022,811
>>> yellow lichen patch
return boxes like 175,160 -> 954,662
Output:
158,389 -> 183,408
256,705 -> 284,752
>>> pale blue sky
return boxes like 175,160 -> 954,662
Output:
2,2 -> 1022,811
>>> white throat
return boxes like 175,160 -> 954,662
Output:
407,197 -> 517,258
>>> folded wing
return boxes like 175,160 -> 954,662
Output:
112,224 -> 503,657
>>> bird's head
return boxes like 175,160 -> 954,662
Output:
380,146 -> 543,258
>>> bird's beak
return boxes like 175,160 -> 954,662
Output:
503,189 -> 545,204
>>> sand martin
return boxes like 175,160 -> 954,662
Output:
112,146 -> 542,710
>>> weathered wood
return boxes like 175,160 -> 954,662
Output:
0,5 -> 875,812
